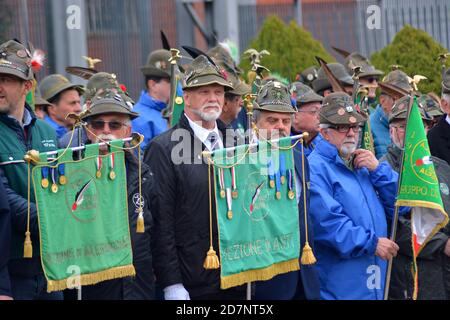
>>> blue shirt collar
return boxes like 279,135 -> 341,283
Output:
44,115 -> 68,138
138,90 -> 167,112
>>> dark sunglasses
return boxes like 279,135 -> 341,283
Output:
365,77 -> 378,83
89,120 -> 128,131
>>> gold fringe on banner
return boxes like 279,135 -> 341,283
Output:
301,242 -> 317,265
46,265 -> 136,293
220,258 -> 299,290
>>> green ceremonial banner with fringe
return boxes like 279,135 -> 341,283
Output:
32,140 -> 135,292
396,97 -> 448,299
170,81 -> 185,126
355,95 -> 374,152
210,137 -> 300,289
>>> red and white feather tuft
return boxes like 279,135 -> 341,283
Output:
31,49 -> 45,73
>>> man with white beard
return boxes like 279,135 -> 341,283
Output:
308,92 -> 401,300
144,55 -> 247,300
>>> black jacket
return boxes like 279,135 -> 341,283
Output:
428,116 -> 450,166
144,113 -> 242,299
382,145 -> 450,299
0,181 -> 11,296
81,151 -> 155,300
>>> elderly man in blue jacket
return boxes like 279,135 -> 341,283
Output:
252,80 -> 320,300
309,92 -> 400,300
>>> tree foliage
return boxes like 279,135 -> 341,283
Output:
239,16 -> 334,83
371,25 -> 450,94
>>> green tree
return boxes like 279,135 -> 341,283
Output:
239,16 -> 334,82
371,25 -> 450,94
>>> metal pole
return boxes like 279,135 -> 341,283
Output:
44,137 -> 133,156
202,133 -> 307,156
246,283 -> 251,300
20,0 -> 30,43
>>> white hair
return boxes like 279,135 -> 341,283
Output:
319,123 -> 331,129
442,93 -> 450,103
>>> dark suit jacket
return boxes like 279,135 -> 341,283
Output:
428,116 -> 450,165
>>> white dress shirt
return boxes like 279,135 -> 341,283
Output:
185,114 -> 224,151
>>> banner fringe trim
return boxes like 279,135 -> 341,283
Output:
220,258 -> 299,290
46,264 -> 136,293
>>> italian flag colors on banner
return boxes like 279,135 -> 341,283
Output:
209,137 -> 300,289
32,140 -> 135,292
395,96 -> 449,299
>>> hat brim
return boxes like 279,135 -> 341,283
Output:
44,83 -> 85,101
82,102 -> 139,120
0,66 -> 31,81
254,103 -> 297,114
182,74 -> 234,91
35,96 -> 51,106
379,82 -> 409,100
140,66 -> 171,78
296,92 -> 324,105
360,69 -> 384,78
312,77 -> 354,93
229,81 -> 251,96
442,81 -> 450,94
320,111 -> 367,125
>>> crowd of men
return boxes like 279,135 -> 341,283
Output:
0,36 -> 449,300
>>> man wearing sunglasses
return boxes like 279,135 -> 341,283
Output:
76,90 -> 155,300
336,50 -> 384,113
308,92 -> 401,300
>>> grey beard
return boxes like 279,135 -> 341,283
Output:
192,108 -> 221,122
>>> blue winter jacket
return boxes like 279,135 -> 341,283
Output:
131,91 -> 168,151
370,105 -> 391,159
308,139 -> 399,300
254,148 -> 320,300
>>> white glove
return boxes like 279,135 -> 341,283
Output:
164,283 -> 191,300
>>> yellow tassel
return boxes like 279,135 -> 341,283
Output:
136,212 -> 144,233
23,231 -> 33,258
203,246 -> 220,270
301,242 -> 316,265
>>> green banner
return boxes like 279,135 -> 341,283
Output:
396,97 -> 447,215
211,137 -> 300,289
395,96 -> 448,299
32,140 -> 135,292
355,95 -> 374,152
170,79 -> 184,127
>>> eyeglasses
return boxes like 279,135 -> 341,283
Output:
365,77 -> 378,84
89,120 -> 128,131
328,125 -> 361,133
